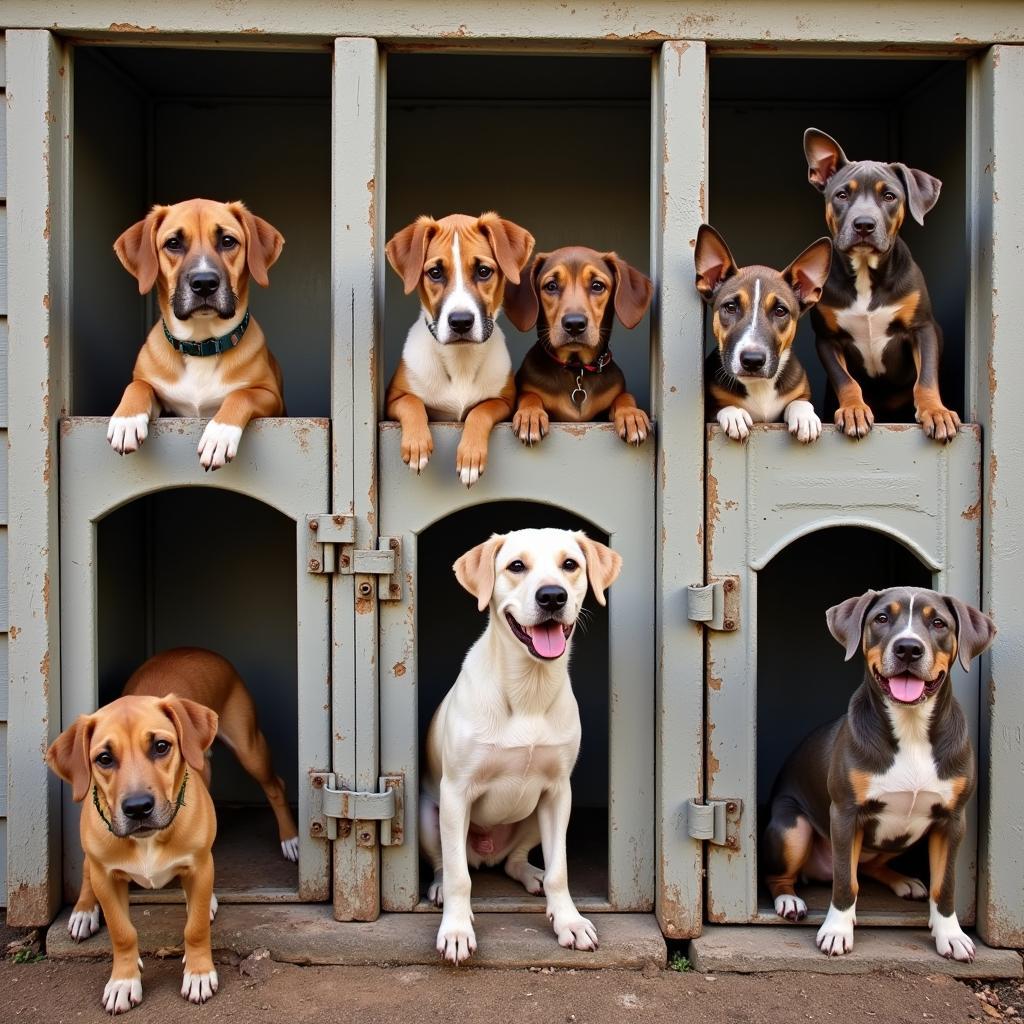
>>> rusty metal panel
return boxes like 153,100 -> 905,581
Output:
970,45 -> 1024,950
705,424 -> 982,924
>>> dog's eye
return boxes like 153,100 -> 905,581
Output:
426,265 -> 444,282
220,235 -> 238,250
562,558 -> 579,572
883,191 -> 898,203
163,236 -> 182,251
932,618 -> 947,630
774,305 -> 789,318
590,280 -> 606,294
476,264 -> 493,281
722,301 -> 738,315
543,279 -> 560,293
95,751 -> 115,769
874,612 -> 889,624
153,739 -> 172,757
507,560 -> 527,574
835,190 -> 849,201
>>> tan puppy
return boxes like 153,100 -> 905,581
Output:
384,212 -> 534,487
108,198 -> 286,471
48,694 -> 220,1013
421,528 -> 621,963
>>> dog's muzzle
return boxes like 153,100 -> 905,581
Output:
505,611 -> 574,660
426,313 -> 496,345
173,267 -> 237,321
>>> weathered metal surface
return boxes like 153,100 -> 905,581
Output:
971,45 -> 1024,950
705,423 -> 982,924
57,417 -> 332,903
653,40 -> 707,940
5,29 -> 68,926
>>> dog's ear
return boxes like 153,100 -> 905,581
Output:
602,254 -> 654,329
453,534 -> 507,613
503,254 -> 547,332
890,164 -> 942,227
804,128 -> 849,192
385,216 -> 440,295
943,596 -> 996,671
783,237 -> 833,313
228,201 -> 284,288
694,225 -> 738,302
46,714 -> 96,803
575,533 -> 623,608
159,695 -> 219,773
478,212 -> 536,285
826,589 -> 878,662
114,205 -> 169,295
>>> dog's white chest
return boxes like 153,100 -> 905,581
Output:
742,377 -> 788,423
157,358 -> 241,418
114,843 -> 192,890
836,264 -> 902,378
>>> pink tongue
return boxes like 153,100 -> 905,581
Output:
528,621 -> 567,658
889,675 -> 926,702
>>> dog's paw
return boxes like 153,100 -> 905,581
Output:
785,400 -> 822,444
890,876 -> 928,901
917,403 -> 961,444
281,836 -> 299,862
550,910 -> 599,951
107,413 -> 150,455
506,861 -> 545,896
427,873 -> 444,907
401,428 -> 434,474
181,968 -> 219,1004
816,903 -> 856,957
69,903 -> 102,941
717,406 -> 753,442
197,420 -> 242,471
614,406 -> 651,446
103,975 -> 143,1015
930,903 -> 975,962
455,440 -> 487,488
835,401 -> 874,439
209,892 -> 219,921
774,894 -> 808,922
436,915 -> 477,965
512,406 -> 549,446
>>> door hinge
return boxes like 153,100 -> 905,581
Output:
309,772 -> 404,846
686,576 -> 740,631
685,798 -> 742,848
306,515 -> 402,600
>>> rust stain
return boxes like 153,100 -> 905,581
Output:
43,206 -> 50,241
724,499 -> 738,511
604,29 -> 668,42
240,26 -> 266,34
695,521 -> 703,548
706,719 -> 720,787
441,23 -> 470,37
367,177 -> 377,233
962,499 -> 981,522
108,22 -> 158,32
392,661 -> 406,678
42,294 -> 50,311
8,626 -> 19,640
42,573 -> 51,618
356,596 -> 373,616
39,649 -> 50,683
707,657 -> 722,692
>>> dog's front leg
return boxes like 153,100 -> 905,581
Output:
199,386 -> 282,471
928,813 -> 975,961
389,393 -> 434,475
456,396 -> 513,488
610,392 -> 651,446
69,857 -> 103,942
91,865 -> 143,1014
436,778 -> 476,963
911,324 -> 960,443
108,380 -> 159,455
817,337 -> 874,439
816,803 -> 861,956
180,854 -> 219,1004
537,782 -> 597,951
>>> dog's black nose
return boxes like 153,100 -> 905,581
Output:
189,271 -> 221,298
536,585 -> 568,611
447,311 -> 475,335
893,639 -> 924,663
562,313 -> 588,336
739,350 -> 767,372
853,217 -> 876,235
121,793 -> 155,820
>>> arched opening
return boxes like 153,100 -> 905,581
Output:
416,501 -> 611,904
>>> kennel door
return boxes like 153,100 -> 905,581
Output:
376,422 -> 656,914
703,424 -> 982,925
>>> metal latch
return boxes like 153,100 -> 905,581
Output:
306,515 -> 402,600
686,576 -> 740,631
309,772 -> 404,846
685,798 -> 742,848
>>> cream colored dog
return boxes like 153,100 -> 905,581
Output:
420,528 -> 622,963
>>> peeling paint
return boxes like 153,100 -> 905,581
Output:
392,660 -> 406,677
108,22 -> 158,32
962,499 -> 981,521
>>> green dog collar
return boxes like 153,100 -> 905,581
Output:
163,310 -> 250,357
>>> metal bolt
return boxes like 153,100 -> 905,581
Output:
312,775 -> 324,788
311,821 -> 323,835
723,618 -> 735,630
333,515 -> 346,526
726,801 -> 737,813
309,559 -> 321,572
359,829 -> 373,844
309,519 -> 319,531
340,554 -> 351,568
358,581 -> 373,597
723,579 -> 735,592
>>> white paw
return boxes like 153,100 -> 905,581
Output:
69,904 -> 102,941
930,901 -> 975,962
436,915 -> 476,964
891,877 -> 928,900
209,892 -> 219,921
281,836 -> 299,862
197,420 -> 243,471
785,400 -> 822,444
550,911 -> 599,951
717,405 -> 753,442
459,465 -> 481,488
507,862 -> 545,896
408,455 -> 430,474
102,975 -> 143,1014
816,902 -> 856,957
774,894 -> 808,921
181,969 -> 219,1004
107,413 -> 150,455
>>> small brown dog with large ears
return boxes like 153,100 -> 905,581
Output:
48,693 -> 220,1013
503,247 -> 654,445
108,198 -> 286,471
384,212 -> 534,487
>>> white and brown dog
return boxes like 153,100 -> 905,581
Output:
420,528 -> 621,963
384,212 -> 534,487
108,198 -> 286,471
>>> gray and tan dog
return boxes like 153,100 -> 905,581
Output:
763,587 -> 995,961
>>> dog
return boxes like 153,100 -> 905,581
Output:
502,247 -> 654,445
107,198 -> 286,471
804,129 -> 960,442
694,224 -> 832,443
384,212 -> 535,487
63,648 -> 299,948
47,693 -> 221,1012
420,528 -> 622,963
762,587 -> 995,962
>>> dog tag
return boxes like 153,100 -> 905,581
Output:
571,373 -> 587,407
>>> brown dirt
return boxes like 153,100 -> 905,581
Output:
0,957 -> 991,1024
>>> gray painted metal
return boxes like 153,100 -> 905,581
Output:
58,418 -> 332,902
970,46 -> 1024,949
377,422 -> 655,913
0,34 -> 6,910
705,423 -> 983,925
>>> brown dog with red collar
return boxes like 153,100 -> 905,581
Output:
503,247 -> 653,445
